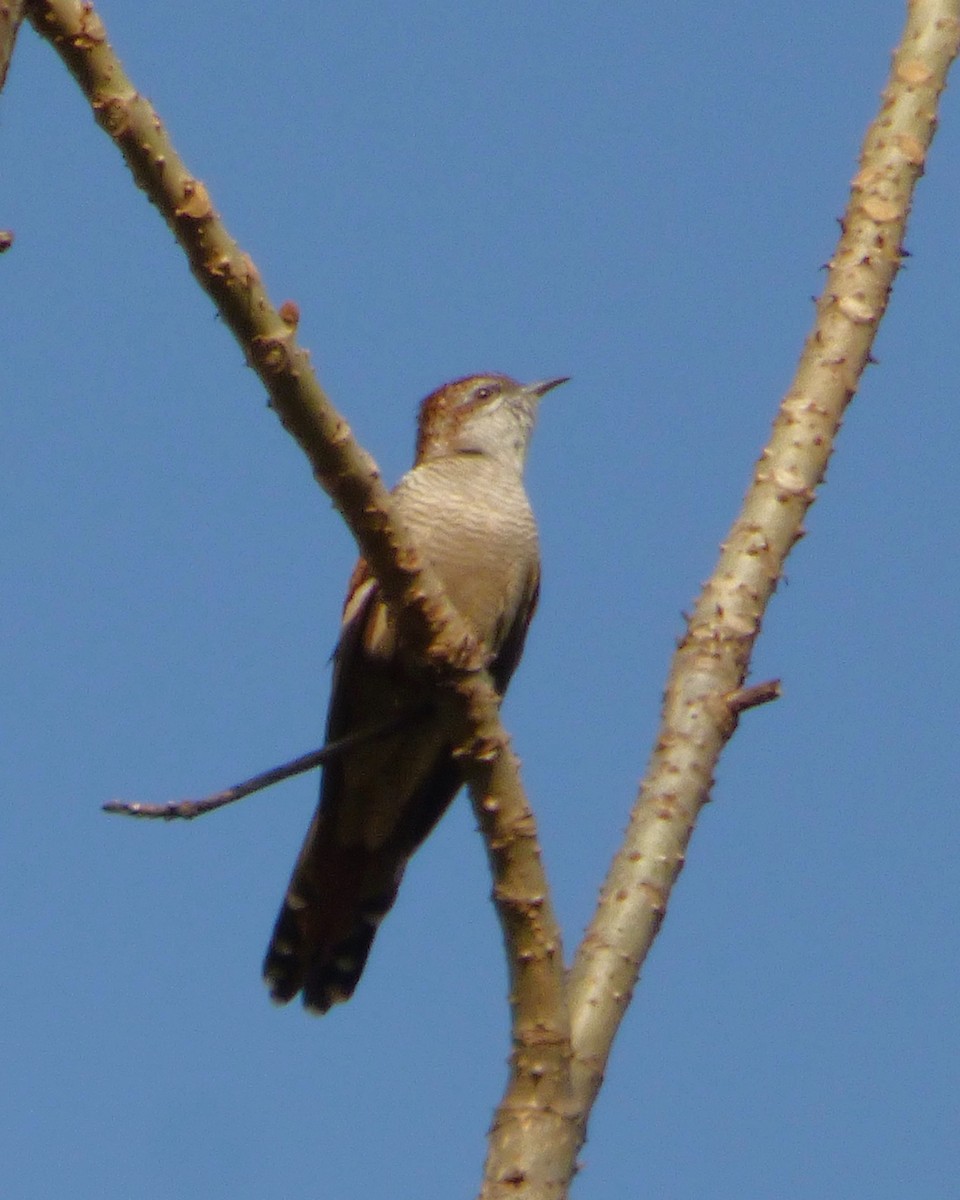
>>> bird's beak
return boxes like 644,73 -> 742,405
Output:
525,376 -> 570,399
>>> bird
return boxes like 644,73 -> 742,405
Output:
262,372 -> 567,1013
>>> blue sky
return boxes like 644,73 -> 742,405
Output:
3,4 -> 959,1197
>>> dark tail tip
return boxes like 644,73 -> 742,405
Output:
263,906 -> 384,1015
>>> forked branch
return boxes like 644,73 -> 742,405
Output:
19,2 -> 960,1199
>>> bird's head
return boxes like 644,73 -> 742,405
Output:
415,373 -> 568,470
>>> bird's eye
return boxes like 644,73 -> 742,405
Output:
475,382 -> 500,402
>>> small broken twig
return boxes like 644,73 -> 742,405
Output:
726,678 -> 782,716
102,714 -> 414,821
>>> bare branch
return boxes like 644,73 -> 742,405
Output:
25,0 -> 570,1161
472,748 -> 576,1200
103,754 -> 326,822
25,0 -> 466,675
102,717 -> 416,821
563,0 -> 960,1160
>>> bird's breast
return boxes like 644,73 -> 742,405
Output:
392,456 -> 539,650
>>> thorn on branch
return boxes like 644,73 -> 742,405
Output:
278,299 -> 300,328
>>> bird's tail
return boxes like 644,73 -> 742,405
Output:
263,824 -> 405,1014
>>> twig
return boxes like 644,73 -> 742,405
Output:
102,716 -> 415,820
726,678 -> 782,717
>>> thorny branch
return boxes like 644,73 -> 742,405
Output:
24,0 -> 570,1186
565,0 -> 960,1151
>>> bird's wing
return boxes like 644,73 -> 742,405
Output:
489,563 -> 540,695
262,561 -> 460,1012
